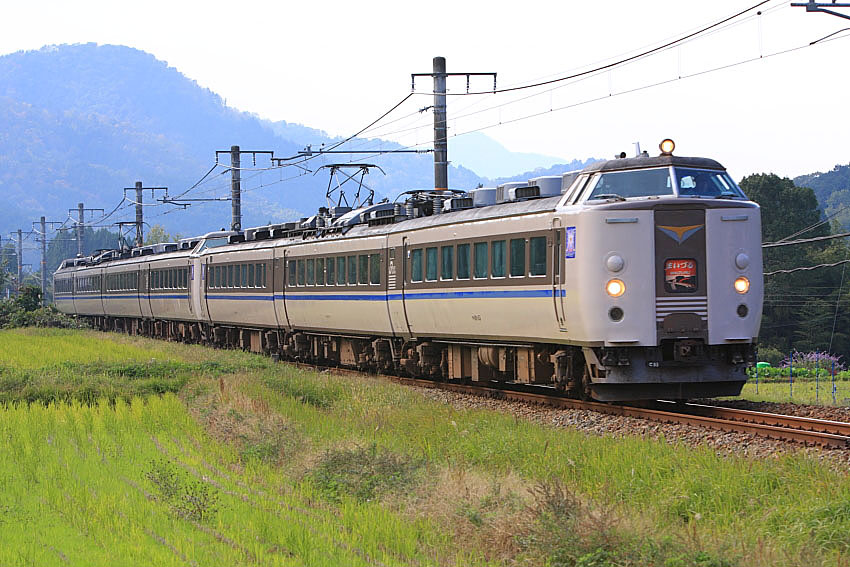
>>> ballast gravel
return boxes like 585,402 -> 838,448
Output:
413,387 -> 850,471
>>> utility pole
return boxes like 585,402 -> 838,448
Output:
214,147 -> 278,232
33,217 -> 66,306
135,181 -> 143,246
123,182 -> 167,247
231,145 -> 241,231
40,217 -> 46,302
432,57 -> 448,191
69,203 -> 104,257
76,202 -> 84,257
412,58 -> 497,191
16,229 -> 22,294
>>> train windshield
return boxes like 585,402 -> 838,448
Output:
195,237 -> 230,253
674,168 -> 746,199
586,168 -> 673,201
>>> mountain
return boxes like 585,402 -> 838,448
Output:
794,164 -> 850,204
448,132 -> 574,179
794,164 -> 850,229
0,43 -> 595,271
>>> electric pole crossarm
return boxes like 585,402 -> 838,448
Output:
792,2 -> 850,20
411,72 -> 498,93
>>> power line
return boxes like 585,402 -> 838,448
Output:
765,259 -> 850,276
410,0 -> 773,98
763,231 -> 850,248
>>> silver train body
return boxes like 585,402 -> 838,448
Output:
54,153 -> 763,401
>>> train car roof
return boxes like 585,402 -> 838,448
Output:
582,155 -> 725,174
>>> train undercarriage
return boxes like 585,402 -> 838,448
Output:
86,315 -> 752,402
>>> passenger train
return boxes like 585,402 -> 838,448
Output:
54,140 -> 763,401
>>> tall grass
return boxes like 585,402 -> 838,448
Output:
4,328 -> 850,566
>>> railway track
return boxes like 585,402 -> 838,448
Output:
367,373 -> 850,449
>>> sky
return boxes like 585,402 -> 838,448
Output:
2,0 -> 848,180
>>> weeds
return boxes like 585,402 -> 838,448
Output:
310,443 -> 423,503
145,459 -> 220,523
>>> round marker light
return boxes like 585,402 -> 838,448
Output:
659,138 -> 675,155
606,279 -> 626,298
606,254 -> 625,272
734,277 -> 750,294
735,253 -> 750,270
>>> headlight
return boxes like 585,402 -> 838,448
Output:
734,277 -> 750,294
606,279 -> 626,297
659,138 -> 675,155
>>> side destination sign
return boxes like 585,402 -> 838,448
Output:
565,227 -> 576,259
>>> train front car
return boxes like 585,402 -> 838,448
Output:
561,141 -> 762,401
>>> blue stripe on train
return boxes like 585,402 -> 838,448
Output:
277,288 -> 564,301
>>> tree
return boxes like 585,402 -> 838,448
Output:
740,174 -> 850,359
144,224 -> 179,245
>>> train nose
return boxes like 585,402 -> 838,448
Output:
653,208 -> 708,343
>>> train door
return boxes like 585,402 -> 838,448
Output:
141,264 -> 153,319
189,256 -> 205,321
552,218 -> 567,330
273,248 -> 290,329
399,237 -> 413,336
202,258 -> 212,322
135,266 -> 144,316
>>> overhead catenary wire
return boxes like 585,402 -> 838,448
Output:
409,0 -> 774,98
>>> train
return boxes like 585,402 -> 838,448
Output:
53,139 -> 763,401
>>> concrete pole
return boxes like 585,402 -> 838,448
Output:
40,216 -> 46,305
76,202 -> 84,257
432,56 -> 448,191
16,228 -> 22,294
231,145 -> 241,231
135,181 -> 144,247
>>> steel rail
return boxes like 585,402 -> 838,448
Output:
277,363 -> 850,449
381,376 -> 850,449
659,401 -> 850,437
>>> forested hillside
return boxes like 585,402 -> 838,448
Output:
744,174 -> 850,361
0,44 -> 489,244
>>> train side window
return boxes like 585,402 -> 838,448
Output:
248,263 -> 255,287
316,258 -> 325,286
457,244 -> 470,280
369,254 -> 380,285
215,266 -> 221,288
411,249 -> 423,282
358,255 -> 368,285
337,257 -> 346,285
288,260 -> 296,287
492,240 -> 506,278
261,263 -> 267,288
474,242 -> 488,279
326,257 -> 335,286
227,265 -> 233,288
530,237 -> 547,276
441,246 -> 453,280
241,264 -> 248,288
306,259 -> 315,286
510,239 -> 526,277
425,247 -> 438,281
347,255 -> 357,285
297,259 -> 306,286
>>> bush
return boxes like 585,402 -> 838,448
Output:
0,286 -> 87,329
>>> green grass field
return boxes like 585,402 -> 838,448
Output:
2,328 -> 850,566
